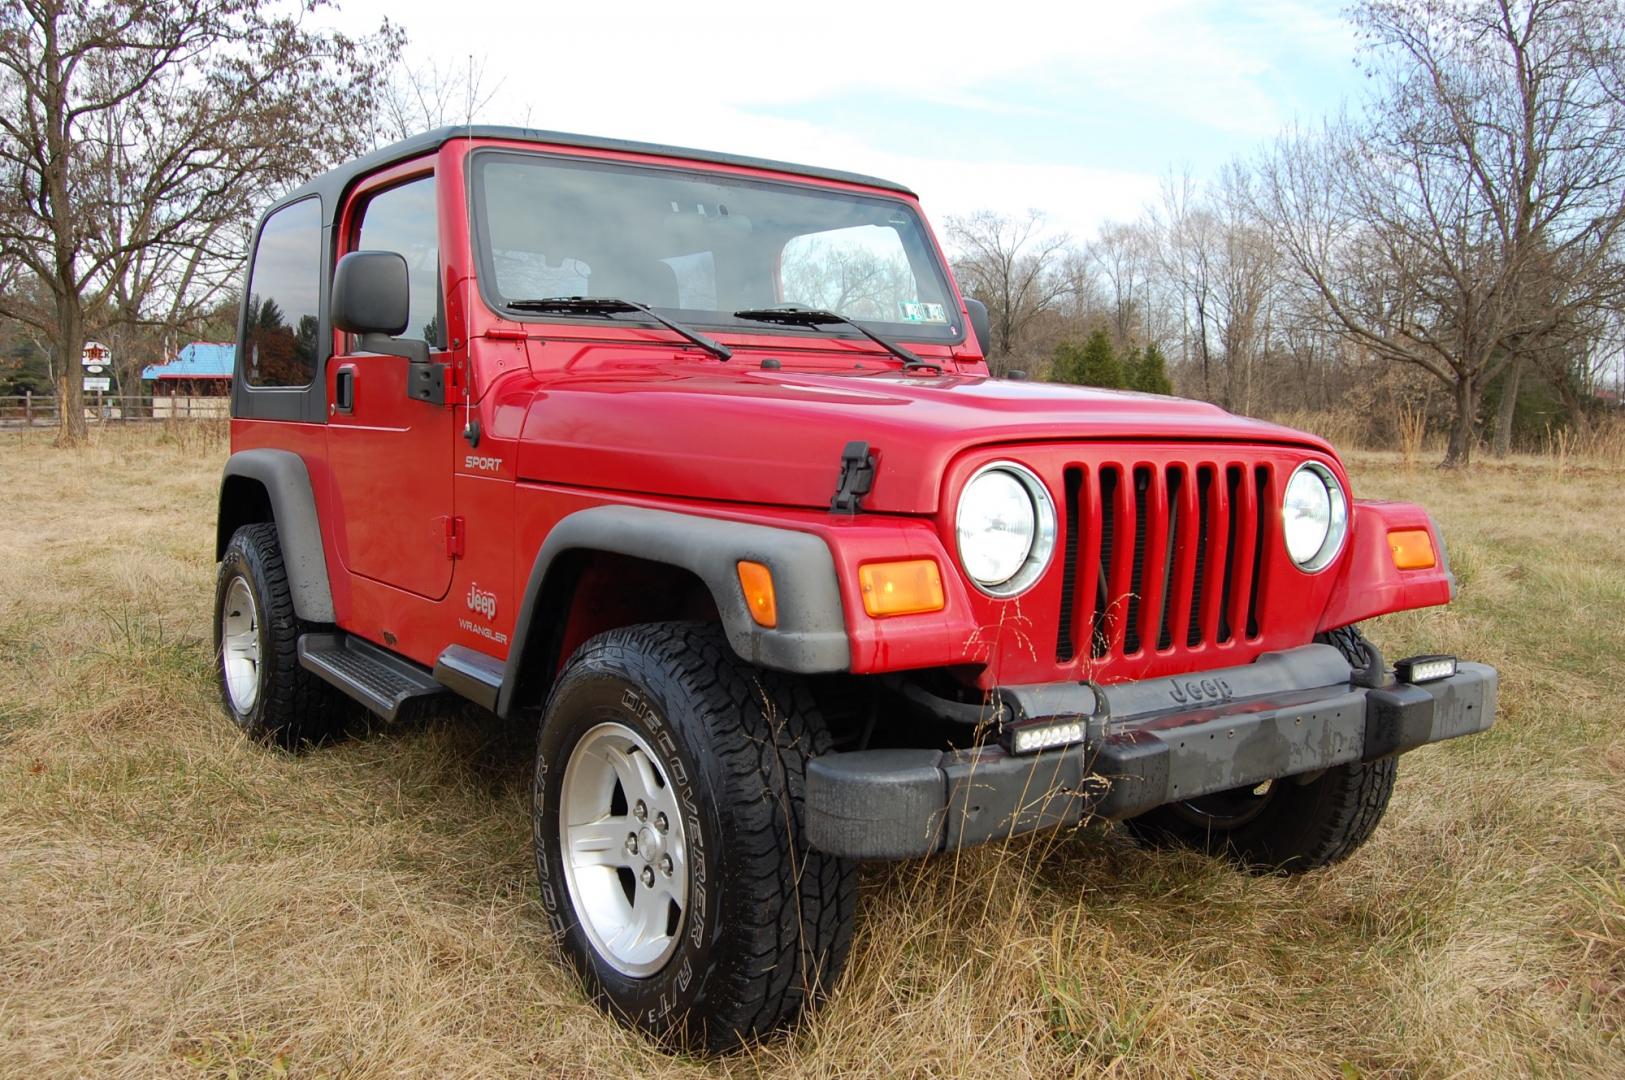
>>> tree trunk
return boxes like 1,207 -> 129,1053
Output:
1492,354 -> 1525,457
54,299 -> 87,446
1442,375 -> 1478,468
1221,341 -> 1238,412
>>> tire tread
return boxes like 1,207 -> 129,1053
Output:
540,621 -> 857,1049
216,522 -> 343,747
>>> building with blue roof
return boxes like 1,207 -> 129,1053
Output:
142,342 -> 233,417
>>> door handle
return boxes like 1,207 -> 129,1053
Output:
334,366 -> 355,414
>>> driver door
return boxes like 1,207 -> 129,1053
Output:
326,169 -> 455,601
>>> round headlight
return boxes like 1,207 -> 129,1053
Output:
1282,462 -> 1348,572
955,462 -> 1056,596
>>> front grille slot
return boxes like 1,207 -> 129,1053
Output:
1123,467 -> 1150,656
1248,466 -> 1269,639
1219,465 -> 1244,643
1055,467 -> 1083,662
1055,456 -> 1269,667
1185,466 -> 1212,647
1156,467 -> 1185,651
1090,467 -> 1119,659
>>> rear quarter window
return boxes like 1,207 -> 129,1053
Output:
244,197 -> 321,388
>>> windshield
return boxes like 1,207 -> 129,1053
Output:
470,150 -> 961,343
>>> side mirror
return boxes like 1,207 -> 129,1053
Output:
964,297 -> 993,357
331,250 -> 440,404
333,250 -> 410,336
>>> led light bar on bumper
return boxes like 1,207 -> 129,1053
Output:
1002,716 -> 1087,755
1396,654 -> 1458,683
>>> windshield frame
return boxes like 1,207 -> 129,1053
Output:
466,147 -> 965,348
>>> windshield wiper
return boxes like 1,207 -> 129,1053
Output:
505,296 -> 732,361
732,306 -> 941,372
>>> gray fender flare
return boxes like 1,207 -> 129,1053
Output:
217,449 -> 335,624
497,505 -> 850,717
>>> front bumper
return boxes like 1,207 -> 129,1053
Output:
804,644 -> 1497,859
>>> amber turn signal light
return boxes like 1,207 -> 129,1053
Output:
859,559 -> 945,618
736,561 -> 777,628
1387,528 -> 1437,570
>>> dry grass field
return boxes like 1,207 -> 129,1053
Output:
1,424 -> 1621,1079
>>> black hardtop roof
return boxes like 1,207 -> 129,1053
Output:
277,125 -> 915,218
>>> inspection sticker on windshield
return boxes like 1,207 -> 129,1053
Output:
898,301 -> 947,323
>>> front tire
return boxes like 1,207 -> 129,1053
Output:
214,523 -> 345,748
532,622 -> 856,1052
1123,758 -> 1397,873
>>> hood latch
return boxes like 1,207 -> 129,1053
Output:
831,441 -> 876,515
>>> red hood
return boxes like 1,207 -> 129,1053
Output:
515,363 -> 1332,514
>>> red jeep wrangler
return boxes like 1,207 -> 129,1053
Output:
215,127 -> 1496,1049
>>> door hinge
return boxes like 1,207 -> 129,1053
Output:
831,441 -> 876,514
444,515 -> 466,559
409,359 -> 447,406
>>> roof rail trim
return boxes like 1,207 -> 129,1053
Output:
275,125 -> 914,217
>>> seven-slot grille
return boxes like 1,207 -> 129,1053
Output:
1054,461 -> 1272,664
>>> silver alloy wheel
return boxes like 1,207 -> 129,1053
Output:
559,720 -> 690,977
220,576 -> 262,714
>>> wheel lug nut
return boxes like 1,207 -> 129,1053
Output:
633,800 -> 647,821
625,835 -> 638,856
654,812 -> 667,832
641,866 -> 655,887
660,854 -> 673,876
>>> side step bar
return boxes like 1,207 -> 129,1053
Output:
298,632 -> 448,721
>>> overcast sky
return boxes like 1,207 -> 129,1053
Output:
329,0 -> 1365,241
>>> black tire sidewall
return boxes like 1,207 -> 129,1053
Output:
214,537 -> 277,736
1224,773 -> 1339,866
532,657 -> 728,1037
1126,759 -> 1394,872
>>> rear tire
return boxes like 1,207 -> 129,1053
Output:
1123,758 -> 1397,873
532,621 -> 857,1052
214,523 -> 346,748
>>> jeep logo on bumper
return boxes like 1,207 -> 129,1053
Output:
1168,677 -> 1233,706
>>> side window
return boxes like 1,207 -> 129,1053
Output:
356,175 -> 441,345
244,198 -> 321,387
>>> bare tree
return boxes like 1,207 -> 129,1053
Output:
1210,163 -> 1279,415
372,53 -> 508,145
1256,0 -> 1625,466
1142,167 -> 1282,413
1151,173 -> 1222,400
1052,246 -> 1107,325
944,209 -> 1073,374
0,0 -> 399,445
1087,220 -> 1152,349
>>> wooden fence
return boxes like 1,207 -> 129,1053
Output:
0,392 -> 226,427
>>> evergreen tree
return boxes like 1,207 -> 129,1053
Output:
1121,345 -> 1143,388
1050,341 -> 1080,384
1127,341 -> 1173,395
1051,329 -> 1124,388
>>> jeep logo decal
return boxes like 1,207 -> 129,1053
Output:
1168,676 -> 1233,705
466,584 -> 497,620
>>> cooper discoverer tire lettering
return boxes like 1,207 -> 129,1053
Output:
532,621 -> 857,1051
